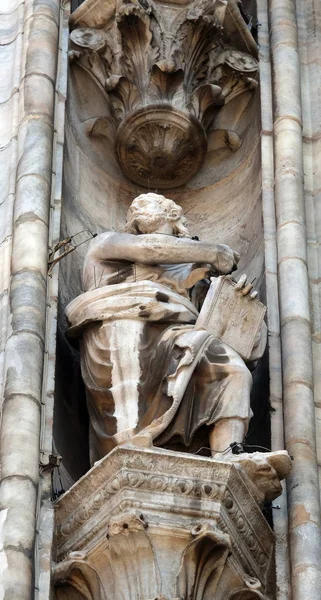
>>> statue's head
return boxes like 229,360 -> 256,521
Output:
124,193 -> 190,237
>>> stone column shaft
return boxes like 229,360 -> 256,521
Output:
0,1 -> 60,598
257,2 -> 290,598
269,1 -> 321,598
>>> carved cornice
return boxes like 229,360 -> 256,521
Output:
57,464 -> 272,575
69,0 -> 258,188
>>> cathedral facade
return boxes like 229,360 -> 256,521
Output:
0,1 -> 321,599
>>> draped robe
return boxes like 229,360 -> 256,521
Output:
66,263 -> 263,463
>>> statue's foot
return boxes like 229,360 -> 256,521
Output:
127,432 -> 154,449
212,449 -> 291,506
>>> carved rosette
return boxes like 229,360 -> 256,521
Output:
69,0 -> 259,188
116,106 -> 207,187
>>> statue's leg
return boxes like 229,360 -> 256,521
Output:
81,318 -> 147,461
195,339 -> 253,456
209,418 -> 247,455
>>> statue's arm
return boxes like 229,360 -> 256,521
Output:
88,231 -> 239,274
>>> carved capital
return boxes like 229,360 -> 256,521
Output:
53,446 -> 290,599
69,0 -> 258,188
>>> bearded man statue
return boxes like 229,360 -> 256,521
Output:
66,193 -> 267,464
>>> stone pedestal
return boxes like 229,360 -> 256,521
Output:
53,446 -> 290,599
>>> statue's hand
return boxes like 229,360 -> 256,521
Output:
214,244 -> 240,274
234,273 -> 258,300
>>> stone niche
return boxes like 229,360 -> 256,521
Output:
55,0 -> 265,487
51,3 -> 288,598
53,446 -> 290,600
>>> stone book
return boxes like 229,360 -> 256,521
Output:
195,276 -> 266,360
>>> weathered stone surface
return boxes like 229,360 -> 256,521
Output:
56,0 -> 265,520
196,276 -> 266,360
115,106 -> 208,189
53,446 -> 290,600
68,0 -> 259,188
66,193 -> 267,463
0,393 -> 41,482
0,478 -> 37,549
259,0 -> 321,598
0,2 -> 60,599
3,0 -> 321,599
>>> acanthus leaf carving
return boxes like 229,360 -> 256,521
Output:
178,14 -> 223,94
53,557 -> 107,600
148,65 -> 185,107
109,76 -> 142,122
177,523 -> 231,599
116,9 -> 160,100
191,83 -> 224,126
54,447 -> 291,599
69,0 -> 259,187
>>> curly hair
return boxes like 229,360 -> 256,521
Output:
124,193 -> 185,235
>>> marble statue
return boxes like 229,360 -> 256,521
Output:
66,193 -> 267,464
